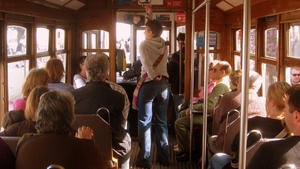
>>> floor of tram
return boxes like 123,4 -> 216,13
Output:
129,134 -> 202,169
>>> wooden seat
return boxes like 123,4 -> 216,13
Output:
71,108 -> 115,168
0,136 -> 21,155
223,109 -> 240,154
246,136 -> 286,167
46,164 -> 65,169
211,94 -> 224,135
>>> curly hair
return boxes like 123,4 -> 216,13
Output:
21,68 -> 49,99
85,53 -> 109,82
45,58 -> 65,82
229,70 -> 242,88
35,90 -> 75,134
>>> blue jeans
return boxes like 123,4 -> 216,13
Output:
137,78 -> 170,165
172,93 -> 184,119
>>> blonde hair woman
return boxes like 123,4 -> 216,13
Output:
1,86 -> 49,136
45,58 -> 74,92
13,68 -> 49,110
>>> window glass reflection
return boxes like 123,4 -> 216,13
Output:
288,23 -> 300,58
235,30 -> 241,51
262,63 -> 277,97
7,25 -> 27,57
37,28 -> 49,53
265,28 -> 278,58
57,54 -> 67,83
37,56 -> 50,68
250,29 -> 256,55
56,29 -> 65,50
8,60 -> 29,110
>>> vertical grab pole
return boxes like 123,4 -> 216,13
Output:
179,42 -> 183,95
190,0 -> 210,165
189,0 -> 196,162
238,0 -> 251,168
202,1 -> 211,168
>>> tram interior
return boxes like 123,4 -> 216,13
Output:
1,0 -> 300,168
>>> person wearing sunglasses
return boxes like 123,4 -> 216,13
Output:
290,67 -> 300,86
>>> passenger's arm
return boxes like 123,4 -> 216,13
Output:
73,74 -> 87,89
144,5 -> 153,21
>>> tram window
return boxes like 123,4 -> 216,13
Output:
8,60 -> 29,110
234,55 -> 241,70
194,31 -> 220,50
56,29 -> 65,50
235,29 -> 256,54
57,53 -> 66,83
82,30 -> 109,49
234,56 -> 255,71
250,29 -> 256,55
262,63 -> 277,97
7,25 -> 27,57
37,56 -> 50,68
287,23 -> 300,58
265,28 -> 278,58
36,28 -> 49,53
116,22 -> 130,63
235,29 -> 241,52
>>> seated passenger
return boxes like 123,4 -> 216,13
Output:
15,90 -> 107,169
122,59 -> 142,81
45,58 -> 74,92
73,56 -> 88,89
0,137 -> 15,169
13,68 -> 49,110
229,70 -> 242,92
210,70 -> 267,153
208,81 -> 291,169
106,80 -> 130,129
72,53 -> 131,169
247,84 -> 300,169
193,60 -> 219,103
290,67 -> 300,86
174,61 -> 232,161
1,109 -> 25,131
0,86 -> 49,136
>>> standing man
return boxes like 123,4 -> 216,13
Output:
290,67 -> 300,85
174,61 -> 231,161
135,5 -> 170,168
168,33 -> 185,119
247,84 -> 300,169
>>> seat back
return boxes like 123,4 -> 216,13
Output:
211,94 -> 224,135
223,109 -> 240,154
246,137 -> 286,167
278,164 -> 297,169
0,136 -> 21,155
46,164 -> 65,169
71,113 -> 112,161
